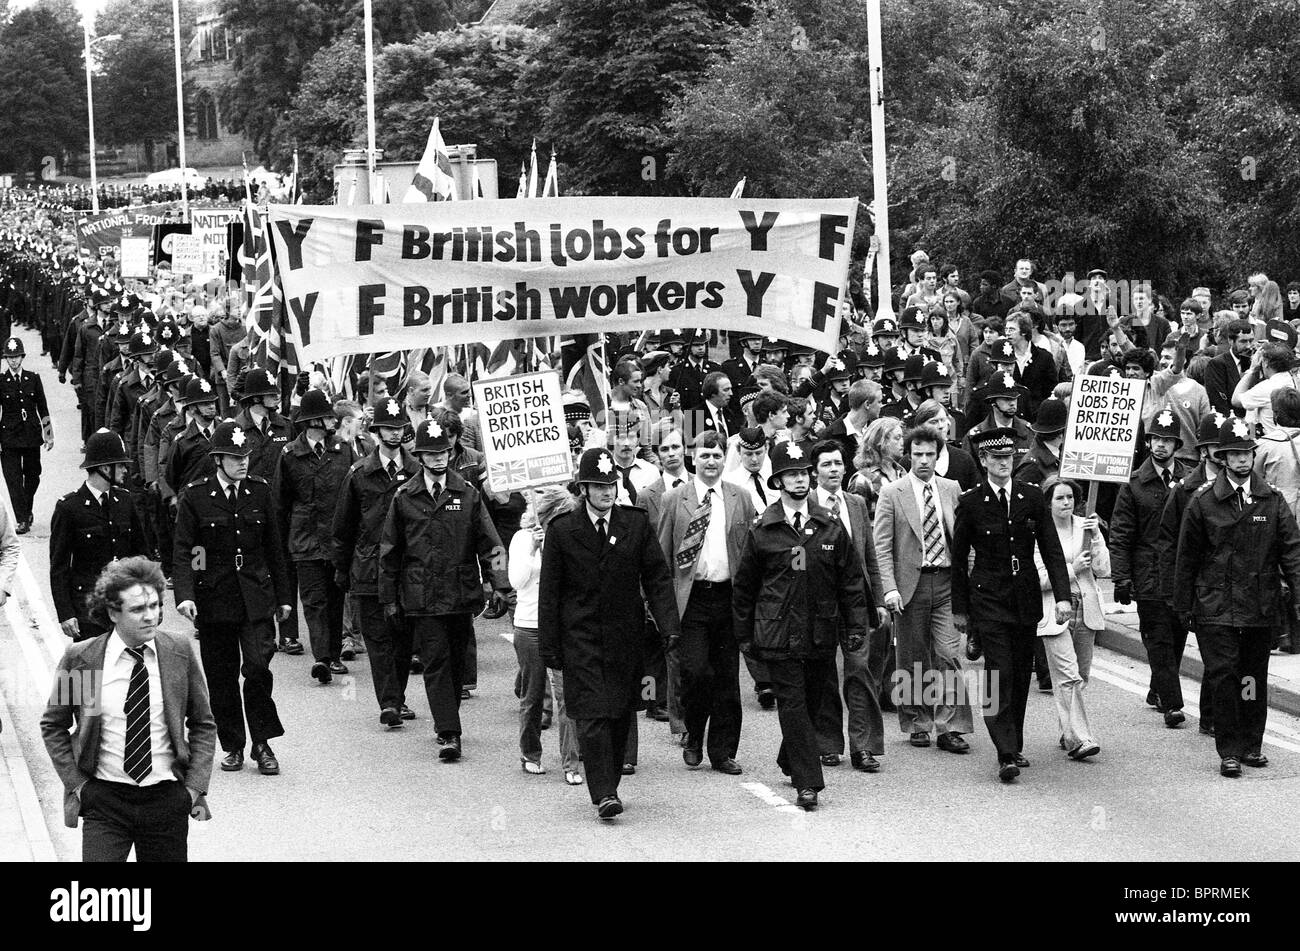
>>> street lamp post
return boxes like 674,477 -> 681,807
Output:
81,26 -> 121,215
171,0 -> 189,223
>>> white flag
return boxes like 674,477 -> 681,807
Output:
404,118 -> 457,202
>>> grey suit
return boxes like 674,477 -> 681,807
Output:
642,472 -> 689,732
658,479 -> 755,762
873,474 -> 974,737
41,628 -> 216,860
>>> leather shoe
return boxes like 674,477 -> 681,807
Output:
711,758 -> 743,775
437,734 -> 462,761
795,788 -> 818,810
328,659 -> 348,675
1164,709 -> 1186,728
1242,752 -> 1269,768
1199,722 -> 1215,737
909,732 -> 931,748
820,753 -> 841,767
1145,688 -> 1160,708
460,687 -> 471,700
280,638 -> 304,655
936,732 -> 969,753
1220,757 -> 1242,778
1069,742 -> 1101,760
399,705 -> 416,720
998,762 -> 1020,782
340,642 -> 356,661
250,743 -> 279,775
756,688 -> 776,710
220,750 -> 244,771
1012,753 -> 1030,768
597,796 -> 623,819
683,744 -> 704,768
311,661 -> 332,684
850,751 -> 881,772
379,707 -> 402,728
621,763 -> 636,775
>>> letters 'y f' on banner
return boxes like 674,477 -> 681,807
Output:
265,197 -> 858,362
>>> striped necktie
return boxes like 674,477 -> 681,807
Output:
675,488 -> 713,571
123,646 -> 152,784
923,482 -> 943,566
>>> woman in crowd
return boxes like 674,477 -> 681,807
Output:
963,315 -> 1005,414
849,415 -> 905,518
925,305 -> 966,401
508,486 -> 583,784
1005,311 -> 1058,417
1035,476 -> 1110,761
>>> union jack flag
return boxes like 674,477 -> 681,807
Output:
241,202 -> 300,376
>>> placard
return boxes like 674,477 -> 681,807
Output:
170,235 -> 204,275
471,370 -> 572,493
119,237 -> 151,279
1060,375 -> 1146,483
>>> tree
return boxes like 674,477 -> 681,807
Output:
284,34 -> 367,200
528,0 -> 728,195
0,44 -> 84,174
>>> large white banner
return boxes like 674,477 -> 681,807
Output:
266,197 -> 858,361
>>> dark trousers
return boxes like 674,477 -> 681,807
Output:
278,561 -> 300,643
297,559 -> 345,662
356,594 -> 412,712
575,713 -> 633,804
978,622 -> 1036,762
768,654 -> 834,792
79,398 -> 95,444
1033,637 -> 1052,688
465,623 -> 478,688
80,778 -> 189,862
131,480 -> 157,561
680,582 -> 742,763
642,615 -> 667,713
1137,599 -> 1188,711
1198,625 -> 1271,760
196,617 -> 284,751
153,489 -> 174,576
744,654 -> 773,696
1,445 -> 40,523
816,625 -> 885,756
411,613 -> 473,736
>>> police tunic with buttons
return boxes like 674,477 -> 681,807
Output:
0,364 -> 49,448
48,483 -> 146,626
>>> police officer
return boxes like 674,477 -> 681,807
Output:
69,291 -> 111,444
722,331 -> 764,391
668,329 -> 723,413
1110,407 -> 1192,727
173,419 -> 293,776
333,398 -> 420,727
232,367 -> 291,481
379,417 -> 509,762
0,335 -> 52,533
951,427 -> 1071,783
141,357 -> 190,583
732,440 -> 870,810
164,376 -> 220,496
276,388 -> 356,683
48,429 -> 147,641
539,447 -> 681,820
1173,416 -> 1300,778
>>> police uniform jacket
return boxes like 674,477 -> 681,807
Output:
48,483 -> 146,624
732,501 -> 869,660
173,474 -> 291,625
1155,462 -> 1211,606
1173,471 -> 1300,628
668,358 -> 722,412
232,408 -> 291,482
109,366 -> 149,458
165,420 -> 215,498
1110,456 -> 1190,601
0,366 -> 49,449
156,413 -> 189,499
378,469 -> 507,616
275,432 -> 356,563
537,502 -> 682,718
951,479 -> 1071,627
95,355 -> 122,430
332,447 -> 419,597
141,398 -> 177,488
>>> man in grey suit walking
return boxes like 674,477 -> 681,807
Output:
873,426 -> 974,752
658,431 -> 756,773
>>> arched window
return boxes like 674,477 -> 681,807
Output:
195,91 -> 219,141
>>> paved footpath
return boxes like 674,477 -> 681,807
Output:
2,325 -> 1299,862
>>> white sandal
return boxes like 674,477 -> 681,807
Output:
564,770 -> 584,785
522,760 -> 546,775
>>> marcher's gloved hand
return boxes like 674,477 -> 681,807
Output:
845,633 -> 865,653
334,568 -> 349,591
1114,581 -> 1132,606
965,631 -> 982,662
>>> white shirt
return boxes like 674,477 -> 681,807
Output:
692,479 -> 730,582
987,477 -> 1012,513
86,482 -> 105,506
782,499 -> 810,530
725,465 -> 770,513
95,631 -> 176,787
1227,476 -> 1253,506
660,470 -> 688,492
586,503 -> 611,530
1061,337 -> 1086,378
613,457 -> 660,505
215,472 -> 242,500
908,471 -> 950,567
816,485 -> 852,538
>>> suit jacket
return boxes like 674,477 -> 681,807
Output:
640,472 -> 689,530
873,474 -> 960,607
657,479 -> 756,616
840,490 -> 884,609
40,629 -> 216,829
1204,350 -> 1247,418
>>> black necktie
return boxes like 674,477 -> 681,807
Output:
752,472 -> 767,506
997,488 -> 1008,516
431,481 -> 441,500
1235,486 -> 1245,512
1162,469 -> 1172,490
596,516 -> 608,546
619,466 -> 638,504
792,511 -> 802,531
387,460 -> 397,481
314,443 -> 324,460
122,646 -> 152,785
227,484 -> 237,507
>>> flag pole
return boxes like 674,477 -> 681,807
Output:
866,0 -> 892,318
171,0 -> 189,223
363,0 -> 378,201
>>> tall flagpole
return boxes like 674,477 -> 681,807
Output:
363,0 -> 378,201
171,0 -> 189,223
867,0 -> 892,317
82,18 -> 100,215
